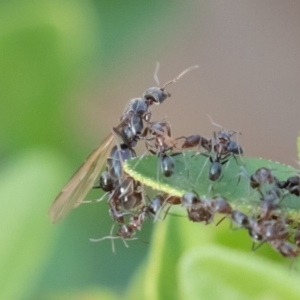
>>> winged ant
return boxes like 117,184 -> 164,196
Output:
48,64 -> 198,223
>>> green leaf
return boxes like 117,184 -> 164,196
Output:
0,149 -> 70,300
127,210 -> 216,300
0,0 -> 99,150
124,153 -> 300,219
49,289 -> 118,300
128,213 -> 300,300
178,245 -> 300,300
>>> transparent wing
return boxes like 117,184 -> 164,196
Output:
48,132 -> 114,223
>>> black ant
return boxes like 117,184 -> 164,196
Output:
276,175 -> 300,197
180,191 -> 212,224
175,134 -> 211,152
181,192 -> 232,224
117,63 -> 199,149
270,239 -> 299,258
250,168 -> 276,191
230,210 -> 250,229
200,116 -> 243,182
238,167 -> 276,197
107,176 -> 144,223
49,64 -> 198,223
90,223 -> 138,253
97,143 -> 137,192
259,188 -> 282,221
141,119 -> 180,178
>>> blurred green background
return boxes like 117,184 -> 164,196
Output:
2,1 -> 300,299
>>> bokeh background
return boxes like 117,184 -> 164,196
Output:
1,1 -> 300,299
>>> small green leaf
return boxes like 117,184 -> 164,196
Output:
124,153 -> 299,219
178,245 -> 300,300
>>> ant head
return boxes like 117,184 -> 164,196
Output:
144,63 -> 199,105
181,191 -> 200,208
143,87 -> 170,105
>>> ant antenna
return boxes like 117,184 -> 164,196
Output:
206,114 -> 223,130
154,62 -> 160,86
162,65 -> 199,90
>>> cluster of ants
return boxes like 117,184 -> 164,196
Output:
49,64 -> 300,258
182,169 -> 300,258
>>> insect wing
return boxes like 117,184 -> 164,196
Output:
48,133 -> 114,223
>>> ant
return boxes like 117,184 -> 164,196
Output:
140,119 -> 181,178
205,116 -> 243,182
230,210 -> 250,229
97,143 -> 137,192
276,175 -> 300,197
238,167 -> 276,197
181,191 -> 213,224
117,63 -> 199,149
90,223 -> 138,253
175,134 -> 211,152
181,192 -> 232,224
49,64 -> 198,223
250,168 -> 276,191
91,192 -> 177,253
270,240 -> 299,258
107,176 -> 144,223
259,187 -> 282,221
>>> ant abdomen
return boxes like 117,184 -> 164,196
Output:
209,161 -> 222,181
160,154 -> 175,177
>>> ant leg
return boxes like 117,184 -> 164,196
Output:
220,159 -> 230,182
251,241 -> 265,252
196,155 -> 210,185
215,216 -> 227,226
235,132 -> 245,164
180,150 -> 190,179
78,192 -> 109,206
157,154 -> 163,183
90,224 -> 117,253
133,150 -> 149,169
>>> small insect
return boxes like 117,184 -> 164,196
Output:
276,175 -> 300,197
143,119 -> 178,178
199,117 -> 243,182
48,64 -> 198,223
181,192 -> 213,224
239,167 -> 276,197
231,210 -> 250,229
175,134 -> 211,152
270,239 -> 299,258
209,196 -> 232,215
91,202 -> 152,252
90,223 -> 138,253
108,176 -> 144,219
259,188 -> 282,221
105,143 -> 136,183
250,167 -> 276,192
147,194 -> 165,217
262,218 -> 290,242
